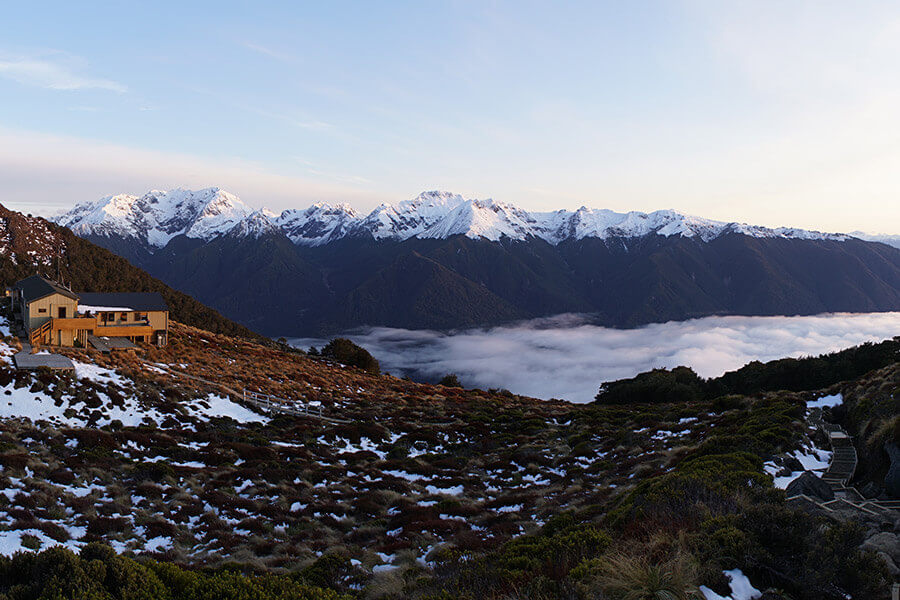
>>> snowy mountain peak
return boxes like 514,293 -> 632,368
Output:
56,187 -> 254,248
276,202 -> 361,246
226,210 -> 280,239
56,188 -> 854,249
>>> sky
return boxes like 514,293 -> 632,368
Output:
1,1 -> 899,233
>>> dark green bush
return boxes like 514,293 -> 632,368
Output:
438,374 -> 462,388
320,338 -> 380,375
596,339 -> 900,405
0,543 -> 347,600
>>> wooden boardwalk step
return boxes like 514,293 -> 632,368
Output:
794,408 -> 900,514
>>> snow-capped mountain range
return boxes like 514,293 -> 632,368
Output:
55,188 -> 855,250
850,231 -> 900,250
48,187 -> 900,337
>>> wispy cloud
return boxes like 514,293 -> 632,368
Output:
292,157 -> 371,185
0,126 -> 389,217
0,53 -> 126,92
240,41 -> 297,63
293,312 -> 900,403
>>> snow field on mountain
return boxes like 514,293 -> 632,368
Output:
56,187 -> 851,249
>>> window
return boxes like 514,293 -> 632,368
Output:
37,308 -> 47,314
136,312 -> 147,322
58,307 -> 66,318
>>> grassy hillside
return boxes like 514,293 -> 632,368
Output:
0,319 -> 895,598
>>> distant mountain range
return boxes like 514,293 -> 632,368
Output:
58,188 -> 856,248
850,231 -> 900,249
54,188 -> 900,336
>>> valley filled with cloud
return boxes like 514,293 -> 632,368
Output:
295,311 -> 900,402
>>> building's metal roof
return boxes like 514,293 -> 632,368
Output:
12,275 -> 79,304
76,292 -> 169,312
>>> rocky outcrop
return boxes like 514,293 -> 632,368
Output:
785,472 -> 835,501
885,442 -> 900,498
862,532 -> 900,578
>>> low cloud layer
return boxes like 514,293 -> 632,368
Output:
292,312 -> 900,403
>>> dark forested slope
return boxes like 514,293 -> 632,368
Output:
82,228 -> 900,336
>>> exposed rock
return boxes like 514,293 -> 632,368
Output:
759,591 -> 792,600
876,551 -> 899,578
863,532 -> 900,565
782,455 -> 804,472
785,471 -> 835,501
859,481 -> 882,499
885,442 -> 900,498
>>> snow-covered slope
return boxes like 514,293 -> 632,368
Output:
276,203 -> 360,246
56,188 -> 855,249
55,188 -> 254,248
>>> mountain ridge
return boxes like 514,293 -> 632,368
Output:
51,188 -> 900,337
55,187 -> 857,249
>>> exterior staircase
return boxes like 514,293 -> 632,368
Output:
30,319 -> 51,346
791,408 -> 899,514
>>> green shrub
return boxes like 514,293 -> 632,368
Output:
320,338 -> 380,375
438,374 -> 462,388
0,543 -> 347,600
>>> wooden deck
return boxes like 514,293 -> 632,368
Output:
13,343 -> 74,371
88,335 -> 138,353
94,324 -> 153,337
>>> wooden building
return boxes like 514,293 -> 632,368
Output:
9,275 -> 169,348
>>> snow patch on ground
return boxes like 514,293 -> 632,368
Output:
807,393 -> 842,409
700,569 -> 762,600
764,443 -> 832,490
425,484 -> 464,496
73,361 -> 126,386
185,393 -> 268,423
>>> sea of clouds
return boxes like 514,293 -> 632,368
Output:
291,312 -> 900,403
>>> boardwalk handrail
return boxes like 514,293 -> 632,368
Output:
790,406 -> 898,514
151,363 -> 350,424
243,389 -> 323,418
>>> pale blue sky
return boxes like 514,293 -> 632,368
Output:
1,1 -> 899,233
